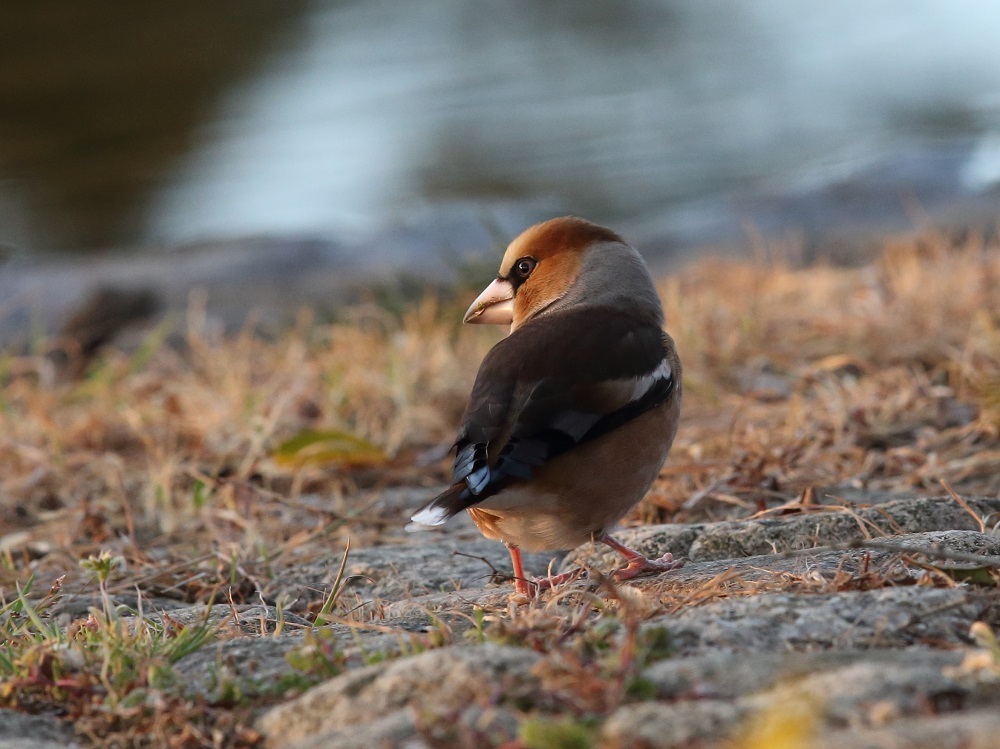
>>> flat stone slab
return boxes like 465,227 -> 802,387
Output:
254,634 -> 1000,749
809,710 -> 1000,749
267,535 -> 558,612
256,644 -> 542,748
323,528 -> 1000,627
562,495 -> 1000,571
12,493 -> 999,748
246,515 -> 1000,749
0,710 -> 78,749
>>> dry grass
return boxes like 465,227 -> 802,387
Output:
2,228 -> 999,596
1,298 -> 491,593
1,226 -> 1000,746
650,228 -> 1000,522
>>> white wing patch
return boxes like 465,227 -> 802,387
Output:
547,358 -> 670,439
620,358 -> 672,402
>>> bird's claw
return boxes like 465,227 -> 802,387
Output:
511,567 -> 585,599
611,552 -> 685,581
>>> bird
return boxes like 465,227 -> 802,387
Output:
407,216 -> 683,597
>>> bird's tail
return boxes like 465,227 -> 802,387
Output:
405,483 -> 468,532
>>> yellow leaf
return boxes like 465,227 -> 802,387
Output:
274,429 -> 386,468
739,693 -> 821,749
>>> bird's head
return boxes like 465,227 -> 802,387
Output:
464,216 -> 661,331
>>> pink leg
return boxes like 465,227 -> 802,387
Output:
601,534 -> 685,581
507,545 -> 583,597
508,545 -> 534,596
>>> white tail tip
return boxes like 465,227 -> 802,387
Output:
406,504 -> 450,531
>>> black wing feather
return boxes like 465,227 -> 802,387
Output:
411,306 -> 675,524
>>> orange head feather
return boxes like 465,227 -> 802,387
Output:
499,217 -> 624,328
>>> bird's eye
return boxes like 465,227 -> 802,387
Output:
514,257 -> 537,279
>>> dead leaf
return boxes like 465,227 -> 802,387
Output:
274,429 -> 386,468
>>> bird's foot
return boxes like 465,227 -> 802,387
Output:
511,567 -> 585,599
512,577 -> 534,598
611,552 -> 685,581
600,533 -> 686,582
532,567 -> 585,591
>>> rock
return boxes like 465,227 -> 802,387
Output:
687,496 -> 1000,562
601,700 -> 745,749
256,644 -> 541,747
174,634 -> 310,701
0,710 -> 77,749
562,496 -> 1000,570
279,711 -> 427,749
663,586 -> 994,654
22,490 -> 993,749
138,603 -> 310,635
640,530 -> 1000,597
172,620 -> 447,700
640,649 -> 962,701
745,659 -> 1000,728
271,537 -> 558,610
809,710 -> 1000,749
283,706 -> 522,749
48,593 -> 191,625
601,649 -> 999,748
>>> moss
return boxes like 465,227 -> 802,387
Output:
519,716 -> 597,749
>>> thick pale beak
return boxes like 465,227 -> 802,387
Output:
463,277 -> 515,325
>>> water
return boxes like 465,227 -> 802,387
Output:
2,0 -> 1000,256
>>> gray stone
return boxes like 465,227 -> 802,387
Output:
274,536 -> 558,609
137,603 -> 309,635
808,710 -> 1000,749
690,496 -> 1000,562
640,649 -> 963,700
563,496 -> 1000,571
602,649 -> 1000,748
174,633 -> 310,700
601,700 -> 745,749
172,621 -> 448,700
0,710 -> 77,749
662,586 -> 995,655
279,711 -> 427,749
49,593 -> 190,625
284,705 -> 521,749
32,492 -> 995,749
744,659 -> 1000,729
256,643 -> 541,747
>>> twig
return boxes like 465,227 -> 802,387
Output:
451,550 -> 501,576
106,553 -> 217,593
452,550 -> 512,585
941,479 -> 986,533
269,495 -> 383,561
683,472 -> 736,510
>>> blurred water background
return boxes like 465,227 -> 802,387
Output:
2,1 -> 1000,341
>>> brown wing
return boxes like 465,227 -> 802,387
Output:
409,306 -> 675,527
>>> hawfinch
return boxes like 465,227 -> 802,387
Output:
408,217 -> 683,596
